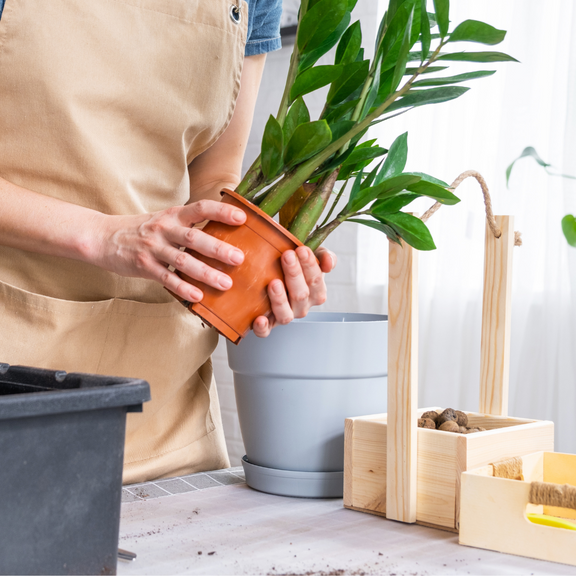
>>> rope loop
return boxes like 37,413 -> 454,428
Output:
420,170 -> 522,247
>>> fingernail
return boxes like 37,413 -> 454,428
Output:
232,210 -> 245,223
285,251 -> 296,265
230,249 -> 244,265
271,280 -> 283,295
219,276 -> 232,290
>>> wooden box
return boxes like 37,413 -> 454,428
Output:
343,214 -> 555,531
344,410 -> 554,530
459,452 -> 576,565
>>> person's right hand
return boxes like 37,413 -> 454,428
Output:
90,199 -> 246,303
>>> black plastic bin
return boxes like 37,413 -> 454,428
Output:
0,363 -> 150,575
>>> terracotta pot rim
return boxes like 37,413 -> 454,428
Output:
222,188 -> 305,250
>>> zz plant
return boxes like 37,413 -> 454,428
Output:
235,0 -> 517,251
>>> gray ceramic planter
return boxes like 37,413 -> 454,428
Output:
226,311 -> 387,498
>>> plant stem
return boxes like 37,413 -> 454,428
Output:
259,41 -> 445,217
305,215 -> 346,251
289,169 -> 340,241
236,157 -> 263,197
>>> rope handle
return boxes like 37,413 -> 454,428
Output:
421,170 -> 523,247
491,457 -> 576,511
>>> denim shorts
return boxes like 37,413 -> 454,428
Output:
0,0 -> 281,56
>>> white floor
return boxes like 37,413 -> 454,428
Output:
118,482 -> 574,575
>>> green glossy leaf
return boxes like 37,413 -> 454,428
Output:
283,98 -> 311,144
290,65 -> 343,101
329,120 -> 356,142
411,70 -> 496,87
386,85 -> 469,113
298,13 -> 351,73
381,0 -> 422,72
348,0 -> 359,11
372,192 -> 420,215
448,19 -> 506,45
361,53 -> 383,119
405,66 -> 448,74
327,59 -> 370,105
346,218 -> 402,244
380,212 -> 436,250
298,0 -> 348,54
361,160 -> 385,190
377,132 -> 408,183
420,0 -> 431,60
347,174 -> 421,213
392,6 -> 415,90
405,180 -> 460,204
324,99 -> 360,123
432,0 -> 449,38
562,214 -> 576,247
403,171 -> 449,187
339,147 -> 388,181
335,21 -> 362,65
438,51 -> 519,62
261,115 -> 284,180
284,120 -> 332,168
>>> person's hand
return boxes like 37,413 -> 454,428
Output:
92,200 -> 246,303
252,246 -> 337,338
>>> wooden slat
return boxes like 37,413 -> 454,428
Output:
386,239 -> 418,522
479,215 -> 514,416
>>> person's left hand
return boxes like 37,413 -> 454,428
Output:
252,245 -> 336,338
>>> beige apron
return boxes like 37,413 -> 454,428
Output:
0,0 -> 247,483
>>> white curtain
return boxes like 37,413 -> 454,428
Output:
359,0 -> 576,452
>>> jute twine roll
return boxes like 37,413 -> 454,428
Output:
421,170 -> 522,247
492,456 -> 524,481
529,481 -> 576,511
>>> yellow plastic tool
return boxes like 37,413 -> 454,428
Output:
527,513 -> 576,531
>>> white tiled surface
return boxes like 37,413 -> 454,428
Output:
118,481 -> 574,575
215,0 -> 379,466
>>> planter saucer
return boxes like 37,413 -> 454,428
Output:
241,456 -> 343,498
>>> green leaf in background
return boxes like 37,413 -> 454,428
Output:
562,215 -> 576,247
381,0 -> 422,71
371,192 -> 420,216
380,211 -> 436,250
329,120 -> 357,142
290,65 -> 343,101
298,0 -> 348,54
377,132 -> 408,182
347,173 -> 421,213
411,70 -> 495,87
438,51 -> 519,62
335,21 -> 362,65
298,12 -> 351,73
324,99 -> 360,123
284,120 -> 332,168
432,0 -> 449,38
420,0 -> 431,61
505,146 -> 551,187
346,218 -> 402,244
448,19 -> 506,45
261,115 -> 284,180
386,85 -> 469,112
327,59 -> 370,105
361,53 -> 383,119
348,0 -> 359,11
392,6 -> 415,91
283,97 -> 311,144
405,180 -> 460,204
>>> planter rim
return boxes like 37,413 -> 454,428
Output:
290,311 -> 388,324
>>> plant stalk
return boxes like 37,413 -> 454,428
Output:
305,215 -> 346,251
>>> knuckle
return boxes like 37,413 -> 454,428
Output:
277,313 -> 293,325
184,227 -> 200,244
173,251 -> 188,269
292,290 -> 310,304
159,270 -> 172,286
134,251 -> 149,270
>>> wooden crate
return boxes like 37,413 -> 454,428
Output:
459,452 -> 576,565
343,215 -> 555,530
344,410 -> 554,530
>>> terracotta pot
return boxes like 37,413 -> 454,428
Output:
176,189 -> 304,344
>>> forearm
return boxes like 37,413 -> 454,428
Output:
0,175 -> 104,263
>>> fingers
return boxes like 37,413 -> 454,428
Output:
180,199 -> 246,227
165,226 -> 244,267
252,315 -> 274,338
267,279 -> 294,325
315,246 -> 337,273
